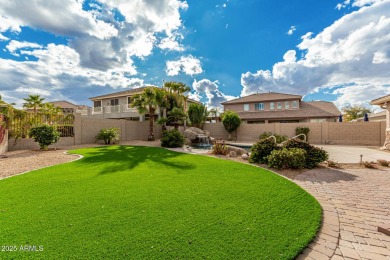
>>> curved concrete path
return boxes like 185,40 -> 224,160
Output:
295,167 -> 390,260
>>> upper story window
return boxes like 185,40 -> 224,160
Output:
285,101 -> 289,109
110,98 -> 119,106
243,104 -> 249,111
255,103 -> 264,110
292,100 -> 298,108
277,102 -> 282,109
270,102 -> 274,110
93,100 -> 101,107
127,96 -> 132,108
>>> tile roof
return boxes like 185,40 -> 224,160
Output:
49,101 -> 88,109
221,92 -> 302,105
237,101 -> 341,120
89,86 -> 202,104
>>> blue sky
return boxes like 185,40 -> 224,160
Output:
0,0 -> 389,109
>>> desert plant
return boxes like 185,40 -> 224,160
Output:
267,148 -> 306,169
377,159 -> 389,167
362,161 -> 376,169
283,139 -> 328,169
259,132 -> 288,144
212,143 -> 228,155
221,111 -> 241,140
249,138 -> 278,164
95,128 -> 120,144
161,129 -> 185,148
29,124 -> 60,150
295,127 -> 310,141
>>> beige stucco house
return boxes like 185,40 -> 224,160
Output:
88,86 -> 201,121
370,94 -> 390,149
221,92 -> 341,123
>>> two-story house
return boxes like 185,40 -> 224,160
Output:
221,92 -> 341,124
88,86 -> 201,121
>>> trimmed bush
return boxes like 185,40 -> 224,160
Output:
212,143 -> 228,155
29,124 -> 60,151
267,148 -> 306,169
377,159 -> 389,167
283,139 -> 328,168
295,127 -> 310,141
161,129 -> 184,148
221,111 -> 241,140
249,138 -> 278,164
259,132 -> 288,144
96,128 -> 120,144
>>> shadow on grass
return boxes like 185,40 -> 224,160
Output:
295,167 -> 358,183
71,145 -> 196,175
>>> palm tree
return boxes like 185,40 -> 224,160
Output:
209,107 -> 220,123
163,81 -> 191,129
23,95 -> 45,114
168,107 -> 186,129
131,87 -> 161,141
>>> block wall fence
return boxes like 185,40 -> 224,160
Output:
4,113 -> 386,151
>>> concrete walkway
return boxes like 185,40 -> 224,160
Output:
295,167 -> 390,260
317,145 -> 390,164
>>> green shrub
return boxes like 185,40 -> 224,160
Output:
29,124 -> 60,151
95,128 -> 120,144
283,139 -> 328,168
267,148 -> 306,169
259,132 -> 288,144
295,127 -> 310,141
161,129 -> 184,148
249,138 -> 278,164
212,143 -> 228,155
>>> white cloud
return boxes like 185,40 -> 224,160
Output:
158,36 -> 184,51
6,40 -> 42,56
241,1 -> 390,108
192,79 -> 236,108
166,55 -> 203,76
0,15 -> 21,33
287,26 -> 296,35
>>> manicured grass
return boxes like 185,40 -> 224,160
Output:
0,146 -> 321,259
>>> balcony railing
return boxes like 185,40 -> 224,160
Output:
92,105 -> 141,115
93,107 -> 102,114
105,105 -> 120,114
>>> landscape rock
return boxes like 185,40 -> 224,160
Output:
203,130 -> 210,137
184,138 -> 192,145
225,145 -> 247,155
242,153 -> 249,160
229,151 -> 237,157
183,127 -> 203,141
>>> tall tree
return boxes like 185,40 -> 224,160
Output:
167,107 -> 186,129
341,104 -> 372,122
209,108 -> 220,123
131,87 -> 161,141
188,103 -> 208,128
23,95 -> 45,114
163,81 -> 191,129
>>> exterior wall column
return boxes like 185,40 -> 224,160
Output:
383,103 -> 390,149
73,113 -> 82,145
139,114 -> 144,121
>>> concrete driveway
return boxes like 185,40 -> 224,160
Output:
316,145 -> 390,164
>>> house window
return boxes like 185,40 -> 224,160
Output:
292,101 -> 298,108
255,103 -> 264,110
277,102 -> 282,109
127,97 -> 132,108
110,99 -> 119,113
243,104 -> 249,111
94,101 -> 101,107
270,102 -> 274,110
285,101 -> 289,109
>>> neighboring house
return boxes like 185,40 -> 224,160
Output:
355,111 -> 386,122
221,92 -> 341,123
48,101 -> 89,115
89,86 -> 201,120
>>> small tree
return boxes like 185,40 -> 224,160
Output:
221,111 -> 241,140
168,107 -> 186,129
29,124 -> 60,151
95,128 -> 120,144
188,103 -> 208,128
341,104 -> 371,122
295,127 -> 310,141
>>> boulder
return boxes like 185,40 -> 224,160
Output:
209,137 -> 216,144
229,151 -> 237,157
225,145 -> 247,155
183,127 -> 204,141
203,130 -> 210,137
184,138 -> 192,145
242,153 -> 249,160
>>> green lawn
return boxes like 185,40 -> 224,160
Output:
0,146 -> 321,259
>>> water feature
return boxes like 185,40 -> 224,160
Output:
191,134 -> 212,150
